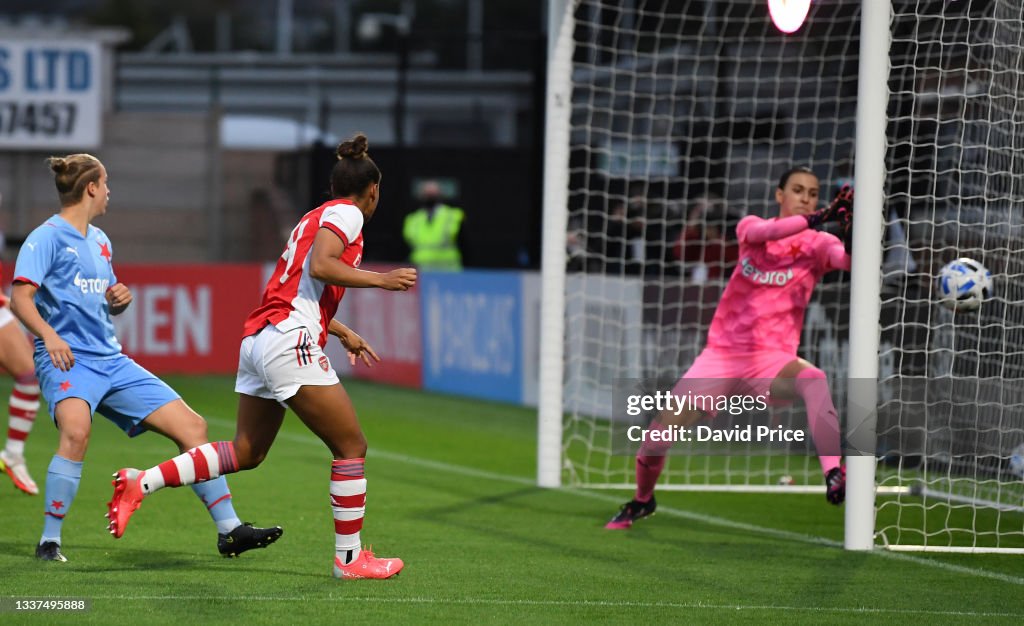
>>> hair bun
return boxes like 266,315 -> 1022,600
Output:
47,157 -> 68,174
336,133 -> 369,160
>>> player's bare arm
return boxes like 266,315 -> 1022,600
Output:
308,228 -> 416,291
10,282 -> 74,371
328,319 -> 380,367
105,282 -> 133,315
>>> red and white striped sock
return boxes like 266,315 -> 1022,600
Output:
5,375 -> 39,457
140,442 -> 239,494
331,458 -> 366,566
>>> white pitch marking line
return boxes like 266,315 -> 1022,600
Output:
205,418 -> 1024,587
84,595 -> 1023,617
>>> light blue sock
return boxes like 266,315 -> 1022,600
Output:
40,455 -> 83,545
191,477 -> 242,534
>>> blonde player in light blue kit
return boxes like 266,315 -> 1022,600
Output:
11,153 -> 282,562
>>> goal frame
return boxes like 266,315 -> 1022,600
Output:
537,0 -> 1020,554
535,0 -> 886,544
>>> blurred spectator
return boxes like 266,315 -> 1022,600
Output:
568,185 -> 693,276
591,197 -> 629,274
625,190 -> 647,267
403,180 -> 466,271
566,211 -> 587,272
581,196 -> 643,274
249,188 -> 295,261
673,194 -> 739,283
639,195 -> 684,278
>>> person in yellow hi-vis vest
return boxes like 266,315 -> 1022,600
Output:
403,180 -> 465,271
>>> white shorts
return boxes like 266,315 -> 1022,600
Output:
235,324 -> 339,403
0,306 -> 14,328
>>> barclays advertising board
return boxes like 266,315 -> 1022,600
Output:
420,271 -> 523,403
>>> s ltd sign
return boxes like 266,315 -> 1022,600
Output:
0,39 -> 102,148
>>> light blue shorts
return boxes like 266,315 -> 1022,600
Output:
37,353 -> 180,437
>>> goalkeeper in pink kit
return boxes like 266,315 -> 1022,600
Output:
607,167 -> 854,529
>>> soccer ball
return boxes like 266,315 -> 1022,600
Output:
937,257 -> 991,312
1009,444 -> 1024,480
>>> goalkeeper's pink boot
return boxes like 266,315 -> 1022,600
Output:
333,549 -> 404,579
605,496 -> 657,529
106,468 -> 145,538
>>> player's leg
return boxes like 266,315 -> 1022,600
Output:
771,358 -> 845,504
604,404 -> 707,529
232,393 -> 286,469
36,399 -> 92,561
103,357 -> 281,552
136,394 -> 286,556
607,349 -> 735,529
122,335 -> 285,494
285,382 -> 401,579
635,406 -> 707,497
131,394 -> 285,490
246,324 -> 398,578
136,399 -> 248,534
215,395 -> 286,556
0,315 -> 41,495
107,394 -> 285,551
34,356 -> 107,562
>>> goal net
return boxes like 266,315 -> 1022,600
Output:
557,0 -> 858,491
542,0 -> 1024,552
875,0 -> 1024,552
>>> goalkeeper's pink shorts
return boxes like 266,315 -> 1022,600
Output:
669,347 -> 799,417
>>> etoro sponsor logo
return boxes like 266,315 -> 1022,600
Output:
72,272 -> 108,294
739,257 -> 793,286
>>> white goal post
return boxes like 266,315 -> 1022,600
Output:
843,0 -> 888,551
540,0 -> 1024,554
537,0 -> 575,489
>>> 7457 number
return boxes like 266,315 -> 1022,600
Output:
0,102 -> 77,136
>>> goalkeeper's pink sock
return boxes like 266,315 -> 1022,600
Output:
634,420 -> 673,503
794,368 -> 842,475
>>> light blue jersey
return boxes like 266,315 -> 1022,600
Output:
14,214 -> 121,358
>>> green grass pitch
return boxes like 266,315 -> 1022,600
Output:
0,375 -> 1021,624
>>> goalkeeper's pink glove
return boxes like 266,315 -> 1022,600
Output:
805,184 -> 854,228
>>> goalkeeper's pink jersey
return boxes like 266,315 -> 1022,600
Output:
706,215 -> 848,354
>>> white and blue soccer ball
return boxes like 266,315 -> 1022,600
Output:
938,257 -> 992,312
1009,443 -> 1024,480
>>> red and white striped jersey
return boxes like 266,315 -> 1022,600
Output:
243,199 -> 364,347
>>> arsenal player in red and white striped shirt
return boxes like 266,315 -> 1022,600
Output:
0,283 -> 42,496
108,133 -> 416,579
